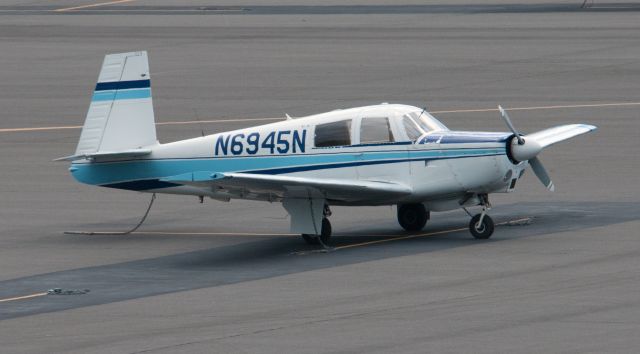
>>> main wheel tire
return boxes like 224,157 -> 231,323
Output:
319,218 -> 332,244
469,214 -> 494,239
301,234 -> 317,245
301,218 -> 332,245
397,203 -> 429,231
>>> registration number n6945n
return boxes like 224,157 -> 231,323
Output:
214,130 -> 307,156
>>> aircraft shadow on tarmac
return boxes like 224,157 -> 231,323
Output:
0,201 -> 637,320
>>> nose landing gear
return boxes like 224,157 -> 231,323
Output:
466,194 -> 494,239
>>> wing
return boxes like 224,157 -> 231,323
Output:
161,171 -> 412,202
526,124 -> 597,149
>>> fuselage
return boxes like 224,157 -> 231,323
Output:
69,104 -> 524,210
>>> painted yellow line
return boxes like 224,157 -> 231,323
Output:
83,231 -> 297,237
155,117 -> 280,126
62,9 -> 247,13
0,292 -> 47,303
334,227 -> 467,250
430,102 -> 640,114
3,101 -> 637,134
333,217 -> 532,251
0,118 -> 279,133
72,217 -> 530,240
54,0 -> 136,12
0,125 -> 82,133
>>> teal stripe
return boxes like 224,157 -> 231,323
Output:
91,91 -> 116,102
91,88 -> 151,102
70,148 -> 505,186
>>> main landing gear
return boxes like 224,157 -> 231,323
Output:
466,194 -> 494,239
397,203 -> 430,231
302,204 -> 332,246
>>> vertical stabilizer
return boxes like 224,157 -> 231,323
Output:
74,51 -> 157,156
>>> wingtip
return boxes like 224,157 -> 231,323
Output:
578,123 -> 597,132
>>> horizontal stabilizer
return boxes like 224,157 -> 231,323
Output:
526,124 -> 596,149
54,149 -> 151,162
162,172 -> 412,202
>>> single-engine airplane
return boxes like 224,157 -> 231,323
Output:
57,51 -> 596,244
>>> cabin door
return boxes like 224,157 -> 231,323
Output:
354,117 -> 410,185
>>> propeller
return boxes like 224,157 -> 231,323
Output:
529,157 -> 555,191
498,105 -> 554,191
498,105 -> 524,145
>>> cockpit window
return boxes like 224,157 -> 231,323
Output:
406,111 -> 448,132
360,117 -> 395,144
315,119 -> 352,147
402,116 -> 423,141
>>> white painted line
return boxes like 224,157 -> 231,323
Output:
54,0 -> 136,12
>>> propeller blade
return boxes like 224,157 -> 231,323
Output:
529,157 -> 555,191
498,105 -> 524,145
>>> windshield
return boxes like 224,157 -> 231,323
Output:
404,111 -> 448,132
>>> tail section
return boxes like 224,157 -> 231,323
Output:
58,51 -> 157,161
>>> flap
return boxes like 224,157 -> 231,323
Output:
161,171 -> 412,202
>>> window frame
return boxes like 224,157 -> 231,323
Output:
401,116 -> 425,142
408,111 -> 448,132
313,119 -> 353,148
356,116 -> 398,145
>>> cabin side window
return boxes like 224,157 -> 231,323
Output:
360,117 -> 395,144
408,111 -> 448,132
402,116 -> 423,141
314,119 -> 352,147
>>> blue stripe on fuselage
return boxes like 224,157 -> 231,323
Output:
71,147 -> 506,190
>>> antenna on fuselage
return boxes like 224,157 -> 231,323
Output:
417,105 -> 428,118
191,108 -> 206,137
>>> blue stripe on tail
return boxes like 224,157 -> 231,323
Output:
95,79 -> 150,91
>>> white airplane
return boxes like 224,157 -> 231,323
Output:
57,51 -> 596,244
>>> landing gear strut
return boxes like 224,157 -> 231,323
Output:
302,204 -> 332,245
397,203 -> 430,231
468,194 -> 494,239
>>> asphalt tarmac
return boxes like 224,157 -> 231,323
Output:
1,1 -> 639,353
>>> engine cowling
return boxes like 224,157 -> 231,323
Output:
506,134 -> 542,164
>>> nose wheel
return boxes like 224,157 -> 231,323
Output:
466,194 -> 495,239
469,213 -> 494,239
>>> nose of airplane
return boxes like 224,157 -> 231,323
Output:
509,136 -> 542,162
